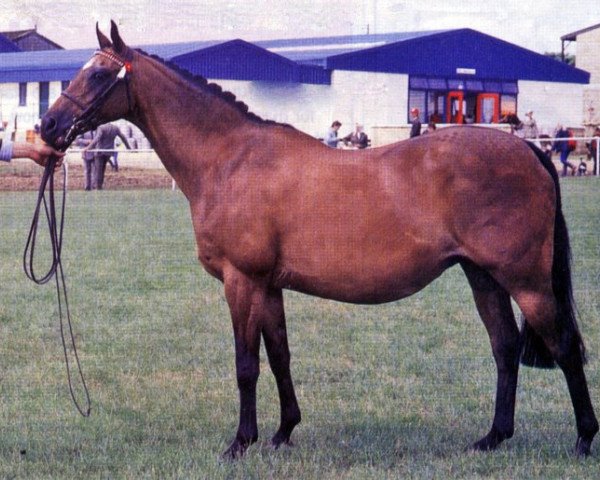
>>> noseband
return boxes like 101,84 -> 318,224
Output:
60,50 -> 134,145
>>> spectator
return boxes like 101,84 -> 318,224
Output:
553,124 -> 576,176
323,120 -> 342,148
587,126 -> 600,175
423,121 -> 437,134
342,123 -> 369,149
75,130 -> 96,191
409,108 -> 421,138
84,123 -> 131,189
522,110 -> 539,140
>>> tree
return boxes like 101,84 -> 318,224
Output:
544,52 -> 575,66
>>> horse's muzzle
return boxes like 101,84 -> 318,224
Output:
41,110 -> 76,150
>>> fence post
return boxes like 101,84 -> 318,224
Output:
596,137 -> 599,176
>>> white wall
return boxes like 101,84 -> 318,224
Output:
0,80 -> 63,136
216,71 -> 408,140
518,80 -> 584,133
577,28 -> 600,84
0,74 -> 588,142
576,27 -> 600,130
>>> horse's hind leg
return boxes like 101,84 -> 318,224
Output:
261,288 -> 302,448
462,262 -> 521,451
515,289 -> 599,456
558,340 -> 599,456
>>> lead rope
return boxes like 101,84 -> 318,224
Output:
23,153 -> 91,417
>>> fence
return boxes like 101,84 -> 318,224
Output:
5,136 -> 598,194
55,148 -> 177,191
75,136 -> 600,178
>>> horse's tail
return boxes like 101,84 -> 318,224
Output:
520,141 -> 586,369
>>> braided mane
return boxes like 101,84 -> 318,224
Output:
135,48 -> 294,129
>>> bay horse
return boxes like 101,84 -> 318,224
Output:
41,22 -> 598,458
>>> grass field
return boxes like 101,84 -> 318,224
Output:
0,178 -> 599,479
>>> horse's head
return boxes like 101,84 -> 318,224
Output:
41,21 -> 135,149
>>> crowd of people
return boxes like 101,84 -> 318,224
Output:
323,109 -> 599,178
323,121 -> 370,149
323,108 -> 436,150
522,111 -> 600,177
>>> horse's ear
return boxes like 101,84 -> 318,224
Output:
96,22 -> 112,50
110,20 -> 128,55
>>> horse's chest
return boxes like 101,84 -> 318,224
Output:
193,218 -> 276,281
195,236 -> 224,280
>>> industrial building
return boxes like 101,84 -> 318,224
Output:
0,28 -> 591,144
561,22 -> 600,135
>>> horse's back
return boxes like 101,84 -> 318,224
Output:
272,127 -> 555,303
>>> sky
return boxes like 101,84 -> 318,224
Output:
1,0 -> 598,55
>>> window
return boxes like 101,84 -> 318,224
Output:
427,92 -> 446,123
39,82 -> 49,118
19,83 -> 27,106
500,95 -> 517,117
408,76 -> 519,124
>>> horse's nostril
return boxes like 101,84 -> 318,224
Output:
42,116 -> 57,133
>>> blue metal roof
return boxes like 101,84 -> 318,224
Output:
256,30 -> 449,64
0,32 -> 21,53
324,29 -> 590,84
0,47 -> 95,82
0,39 -> 330,84
0,29 -> 589,85
169,39 -> 330,84
138,40 -> 223,59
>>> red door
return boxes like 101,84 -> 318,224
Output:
477,93 -> 500,123
447,91 -> 464,124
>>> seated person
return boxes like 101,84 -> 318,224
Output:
342,124 -> 369,149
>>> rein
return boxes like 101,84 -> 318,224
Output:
24,49 -> 133,416
23,150 -> 91,417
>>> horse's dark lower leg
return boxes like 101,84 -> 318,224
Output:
462,262 -> 521,451
517,290 -> 598,456
222,268 -> 264,459
261,288 -> 301,448
555,338 -> 599,456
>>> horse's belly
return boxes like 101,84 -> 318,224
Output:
274,250 -> 451,304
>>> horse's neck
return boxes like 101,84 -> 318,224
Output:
129,56 -> 251,197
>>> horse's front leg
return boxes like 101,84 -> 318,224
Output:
222,266 -> 264,459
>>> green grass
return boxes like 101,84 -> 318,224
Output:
0,178 -> 599,478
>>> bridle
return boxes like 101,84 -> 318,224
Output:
60,49 -> 134,146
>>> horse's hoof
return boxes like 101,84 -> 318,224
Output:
271,431 -> 294,450
221,439 -> 248,460
575,436 -> 592,457
470,434 -> 501,452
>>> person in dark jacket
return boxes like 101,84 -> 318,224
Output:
342,124 -> 369,149
553,125 -> 576,176
409,108 -> 421,138
75,130 -> 96,190
84,123 -> 131,189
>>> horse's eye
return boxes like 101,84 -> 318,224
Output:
91,70 -> 110,82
